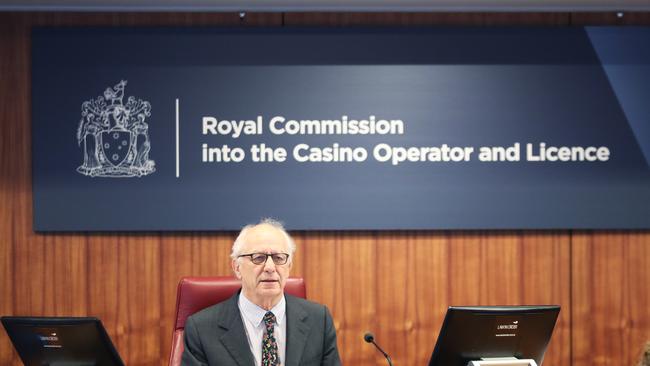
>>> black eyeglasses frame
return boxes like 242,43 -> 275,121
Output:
237,252 -> 290,265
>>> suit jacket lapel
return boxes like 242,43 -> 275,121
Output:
217,293 -> 256,366
284,296 -> 311,366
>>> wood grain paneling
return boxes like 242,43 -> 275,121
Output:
0,15 -> 17,365
572,232 -> 650,366
0,11 -> 649,366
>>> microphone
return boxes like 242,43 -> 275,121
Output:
363,332 -> 394,366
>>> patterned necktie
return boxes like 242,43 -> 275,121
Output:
262,311 -> 279,366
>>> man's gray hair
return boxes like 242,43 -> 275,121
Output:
230,218 -> 297,261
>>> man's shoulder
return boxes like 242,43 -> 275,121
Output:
285,294 -> 330,316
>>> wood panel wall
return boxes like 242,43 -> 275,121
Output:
1,11 -> 649,366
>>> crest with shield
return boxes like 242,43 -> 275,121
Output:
76,80 -> 155,177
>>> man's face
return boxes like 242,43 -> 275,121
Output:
232,224 -> 292,308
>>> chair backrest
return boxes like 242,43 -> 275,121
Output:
168,276 -> 306,366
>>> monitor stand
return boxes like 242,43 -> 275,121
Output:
467,357 -> 538,366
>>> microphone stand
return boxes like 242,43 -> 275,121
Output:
364,332 -> 394,366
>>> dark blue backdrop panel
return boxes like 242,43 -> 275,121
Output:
32,27 -> 650,231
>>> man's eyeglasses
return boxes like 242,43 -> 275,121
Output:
238,252 -> 290,265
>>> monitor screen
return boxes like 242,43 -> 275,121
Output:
1,316 -> 124,366
428,305 -> 560,366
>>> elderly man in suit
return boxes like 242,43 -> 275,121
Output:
182,218 -> 342,366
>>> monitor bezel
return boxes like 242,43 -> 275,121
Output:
1,316 -> 124,366
429,305 -> 561,366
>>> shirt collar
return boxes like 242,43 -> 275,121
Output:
238,292 -> 286,327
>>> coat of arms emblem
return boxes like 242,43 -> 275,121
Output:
76,80 -> 155,177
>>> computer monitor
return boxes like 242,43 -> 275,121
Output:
428,305 -> 560,366
1,316 -> 124,366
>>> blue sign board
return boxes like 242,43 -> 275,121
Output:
32,27 -> 650,230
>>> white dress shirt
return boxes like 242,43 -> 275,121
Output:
238,293 -> 287,366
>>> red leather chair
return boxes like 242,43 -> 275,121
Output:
168,276 -> 306,366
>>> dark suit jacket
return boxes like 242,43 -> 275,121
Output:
181,292 -> 342,366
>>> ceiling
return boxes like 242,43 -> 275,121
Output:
0,0 -> 648,12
